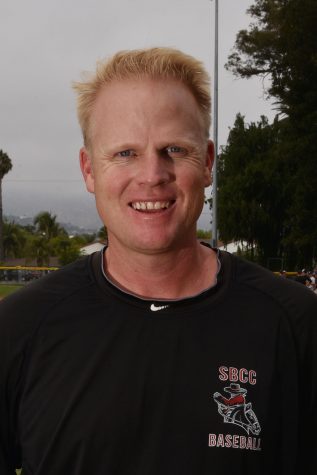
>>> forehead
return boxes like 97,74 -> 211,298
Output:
94,77 -> 199,110
89,78 -> 205,146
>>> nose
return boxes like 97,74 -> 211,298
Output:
136,151 -> 174,187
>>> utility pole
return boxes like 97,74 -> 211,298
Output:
211,0 -> 218,248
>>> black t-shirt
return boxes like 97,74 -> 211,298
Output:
0,250 -> 316,475
295,274 -> 309,285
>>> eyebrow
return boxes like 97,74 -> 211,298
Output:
97,135 -> 205,156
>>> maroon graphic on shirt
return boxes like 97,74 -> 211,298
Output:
213,383 -> 261,435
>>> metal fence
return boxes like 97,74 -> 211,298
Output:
0,266 -> 58,284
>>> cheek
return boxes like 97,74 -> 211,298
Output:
177,164 -> 207,193
94,179 -> 114,201
93,171 -> 128,204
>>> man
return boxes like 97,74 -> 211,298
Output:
0,48 -> 316,475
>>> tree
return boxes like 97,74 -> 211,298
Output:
51,235 -> 81,266
97,226 -> 108,241
0,150 -> 13,261
2,212 -> 83,267
34,211 -> 66,240
71,233 -> 96,247
30,212 -> 67,265
224,0 -> 317,268
3,221 -> 27,259
226,0 -> 317,121
217,114 -> 290,265
27,235 -> 52,267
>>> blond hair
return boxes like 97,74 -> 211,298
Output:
73,47 -> 211,147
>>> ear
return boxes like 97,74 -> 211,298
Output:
80,147 -> 95,194
204,140 -> 214,187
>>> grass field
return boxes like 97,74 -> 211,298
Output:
0,284 -> 22,299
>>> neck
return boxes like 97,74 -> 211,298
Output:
104,240 -> 218,300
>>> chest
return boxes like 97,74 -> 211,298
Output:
17,304 -> 286,474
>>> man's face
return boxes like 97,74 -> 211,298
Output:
80,78 -> 213,255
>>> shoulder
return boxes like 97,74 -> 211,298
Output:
0,255 -> 94,335
221,251 -> 317,318
220,252 -> 317,365
0,255 -> 100,407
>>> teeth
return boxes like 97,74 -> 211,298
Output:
131,201 -> 171,210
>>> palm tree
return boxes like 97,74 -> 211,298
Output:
0,150 -> 13,261
34,211 -> 65,240
3,221 -> 26,259
32,212 -> 66,265
29,235 -> 52,267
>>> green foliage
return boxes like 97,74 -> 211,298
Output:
3,212 -> 91,267
226,0 -> 317,120
98,226 -> 108,241
0,149 -> 12,179
0,149 -> 13,261
26,235 -> 53,267
50,235 -> 81,266
34,211 -> 66,240
26,212 -> 67,265
196,229 -> 211,239
71,233 -> 96,246
222,0 -> 317,269
217,114 -> 289,265
3,221 -> 27,259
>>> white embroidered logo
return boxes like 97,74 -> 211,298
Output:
208,366 -> 262,452
213,383 -> 261,435
150,303 -> 169,312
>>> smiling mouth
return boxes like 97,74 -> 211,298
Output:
130,200 -> 174,212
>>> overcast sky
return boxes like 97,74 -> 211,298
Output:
1,0 -> 274,230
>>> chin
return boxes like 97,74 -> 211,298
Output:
130,231 -> 194,254
132,239 -> 174,254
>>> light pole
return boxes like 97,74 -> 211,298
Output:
211,0 -> 218,248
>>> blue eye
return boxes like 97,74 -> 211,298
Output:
166,146 -> 187,157
117,149 -> 136,158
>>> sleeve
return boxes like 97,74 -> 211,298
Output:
286,292 -> 317,474
0,264 -> 85,474
297,298 -> 317,473
0,296 -> 25,474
